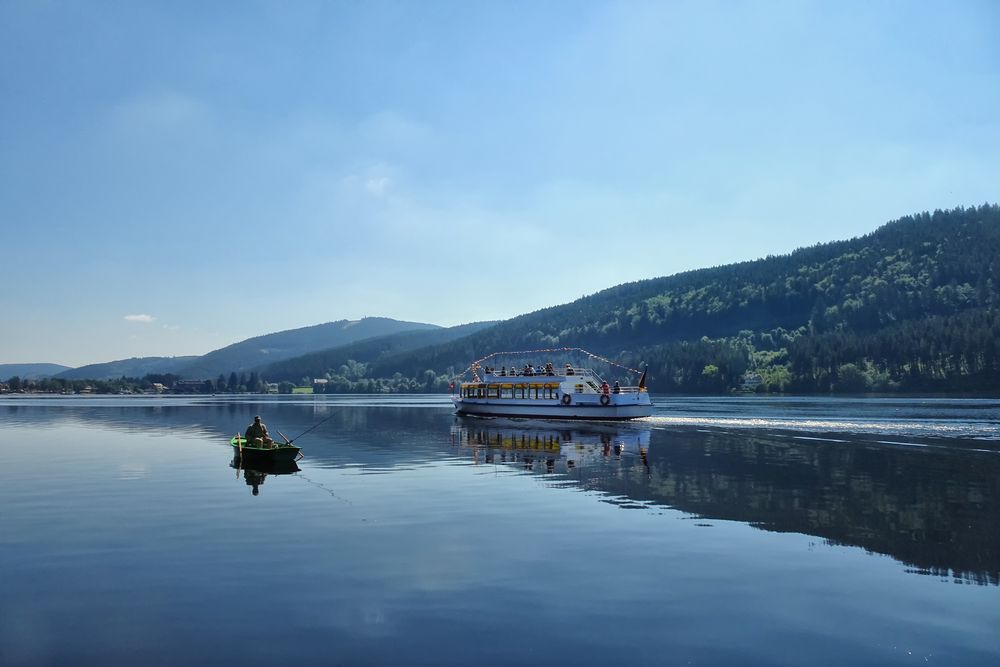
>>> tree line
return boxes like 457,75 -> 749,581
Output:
8,205 -> 997,395
270,204 -> 1000,394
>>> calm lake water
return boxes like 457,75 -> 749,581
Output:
1,395 -> 998,666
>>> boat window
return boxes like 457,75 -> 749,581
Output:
487,386 -> 499,398
500,387 -> 512,399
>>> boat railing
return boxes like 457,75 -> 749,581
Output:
484,367 -> 604,380
475,369 -> 646,392
472,367 -> 647,390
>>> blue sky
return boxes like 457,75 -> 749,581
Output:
2,1 -> 998,367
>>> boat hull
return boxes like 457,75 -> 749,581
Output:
230,437 -> 301,463
452,397 -> 652,420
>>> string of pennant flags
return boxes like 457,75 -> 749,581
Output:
450,347 -> 642,384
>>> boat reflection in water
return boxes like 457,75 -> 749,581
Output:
452,416 -> 1000,585
450,417 -> 651,474
229,455 -> 300,496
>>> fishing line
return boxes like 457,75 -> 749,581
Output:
285,412 -> 337,443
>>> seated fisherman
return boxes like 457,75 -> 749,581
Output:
244,415 -> 274,448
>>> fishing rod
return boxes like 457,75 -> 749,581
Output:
280,412 -> 337,445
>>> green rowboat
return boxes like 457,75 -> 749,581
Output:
231,436 -> 301,463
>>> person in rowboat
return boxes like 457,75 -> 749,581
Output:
244,415 -> 274,448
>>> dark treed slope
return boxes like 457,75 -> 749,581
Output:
298,205 -> 999,394
258,321 -> 496,385
23,205 -> 998,394
176,317 -> 439,378
0,363 -> 71,381
56,357 -> 197,381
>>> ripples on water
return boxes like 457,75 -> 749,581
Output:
0,395 -> 998,665
646,395 -> 1000,442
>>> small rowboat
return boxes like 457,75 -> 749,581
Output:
231,436 -> 301,463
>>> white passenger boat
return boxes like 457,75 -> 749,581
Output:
451,351 -> 653,420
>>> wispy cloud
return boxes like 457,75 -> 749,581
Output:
124,314 -> 155,323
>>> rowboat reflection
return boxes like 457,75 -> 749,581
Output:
229,454 -> 300,496
450,418 -> 651,473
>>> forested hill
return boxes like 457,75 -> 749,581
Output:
24,205 -> 996,394
257,321 -> 495,386
175,317 -> 439,378
56,356 -> 197,381
299,204 -> 999,394
0,363 -> 71,381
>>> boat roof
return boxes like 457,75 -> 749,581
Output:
461,367 -> 609,385
455,347 -> 646,389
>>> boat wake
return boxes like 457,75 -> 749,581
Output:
642,415 -> 1000,442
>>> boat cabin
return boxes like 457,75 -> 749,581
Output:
453,364 -> 651,420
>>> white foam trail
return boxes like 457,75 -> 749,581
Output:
643,415 -> 1000,440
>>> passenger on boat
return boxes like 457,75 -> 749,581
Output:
601,381 -> 610,396
245,415 -> 274,448
545,362 -> 554,376
613,381 -> 621,394
565,364 -> 575,376
500,366 -> 507,376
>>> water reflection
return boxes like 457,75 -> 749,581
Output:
2,399 -> 998,585
640,429 -> 1000,586
451,417 -> 650,475
452,418 -> 1000,586
229,455 -> 300,496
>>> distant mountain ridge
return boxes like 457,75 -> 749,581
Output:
56,357 -> 198,381
0,363 -> 71,381
295,204 -> 1000,393
175,317 -> 440,378
258,321 -> 496,383
44,317 -> 441,381
10,205 -> 999,394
